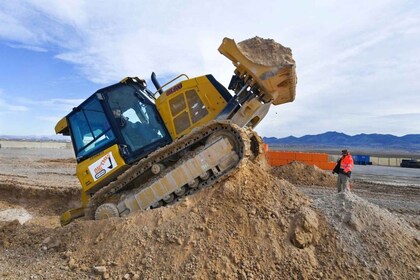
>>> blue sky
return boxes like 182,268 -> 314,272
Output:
0,0 -> 419,138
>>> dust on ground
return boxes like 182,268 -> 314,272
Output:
1,148 -> 419,279
272,161 -> 420,230
0,148 -> 80,216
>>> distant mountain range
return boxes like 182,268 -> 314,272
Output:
0,135 -> 70,142
2,132 -> 420,155
264,131 -> 420,155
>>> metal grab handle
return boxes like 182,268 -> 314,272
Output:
153,74 -> 190,97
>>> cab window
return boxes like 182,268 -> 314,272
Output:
106,84 -> 169,153
186,89 -> 208,123
69,97 -> 116,159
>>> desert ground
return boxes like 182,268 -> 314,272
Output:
0,147 -> 419,279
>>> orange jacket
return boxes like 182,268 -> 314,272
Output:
340,154 -> 354,173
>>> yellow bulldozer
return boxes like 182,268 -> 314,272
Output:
55,37 -> 297,225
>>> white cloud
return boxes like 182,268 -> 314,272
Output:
0,93 -> 82,135
0,8 -> 37,43
16,97 -> 84,111
0,0 -> 420,137
0,100 -> 28,112
0,89 -> 28,112
7,43 -> 47,52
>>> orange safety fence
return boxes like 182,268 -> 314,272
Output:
263,145 -> 336,171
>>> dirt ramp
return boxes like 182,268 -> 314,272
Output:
49,161 -> 365,279
1,156 -> 419,279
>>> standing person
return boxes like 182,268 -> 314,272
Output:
333,149 -> 354,193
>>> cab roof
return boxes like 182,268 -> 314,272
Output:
55,117 -> 69,135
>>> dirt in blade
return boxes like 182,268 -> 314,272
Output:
238,36 -> 295,67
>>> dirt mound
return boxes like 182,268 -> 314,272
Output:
1,154 -> 419,279
271,161 -> 336,187
58,160 -> 335,279
238,36 -> 295,67
314,192 -> 420,278
1,160 -> 365,279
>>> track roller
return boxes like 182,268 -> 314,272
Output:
188,178 -> 200,189
151,163 -> 165,175
199,171 -> 210,181
163,193 -> 175,203
94,203 -> 120,220
151,200 -> 163,209
174,186 -> 187,196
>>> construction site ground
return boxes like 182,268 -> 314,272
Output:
0,147 -> 419,279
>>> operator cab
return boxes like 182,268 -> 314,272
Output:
64,79 -> 172,164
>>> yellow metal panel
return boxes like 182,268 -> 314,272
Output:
76,144 -> 127,197
155,75 -> 228,140
153,180 -> 167,197
125,197 -> 140,213
60,207 -> 85,226
136,187 -> 155,209
218,37 -> 296,105
55,117 -> 69,135
162,176 -> 174,192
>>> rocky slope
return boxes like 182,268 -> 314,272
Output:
1,151 -> 419,279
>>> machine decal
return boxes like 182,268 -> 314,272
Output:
166,83 -> 183,96
88,152 -> 118,181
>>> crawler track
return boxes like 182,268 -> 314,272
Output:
85,121 -> 260,220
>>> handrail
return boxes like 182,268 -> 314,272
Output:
153,74 -> 190,97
